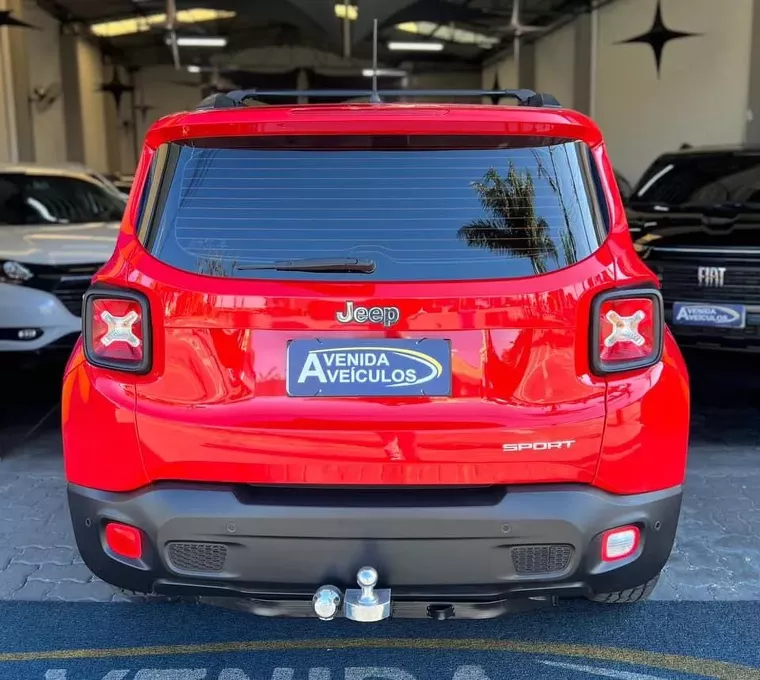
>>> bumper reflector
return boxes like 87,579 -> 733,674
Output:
601,525 -> 640,562
105,522 -> 143,560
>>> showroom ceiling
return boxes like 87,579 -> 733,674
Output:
38,0 -> 598,69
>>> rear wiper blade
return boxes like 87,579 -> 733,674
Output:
235,257 -> 376,274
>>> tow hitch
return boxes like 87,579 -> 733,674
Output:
313,567 -> 391,622
203,576 -> 555,619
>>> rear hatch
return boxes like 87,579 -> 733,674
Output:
128,131 -> 613,485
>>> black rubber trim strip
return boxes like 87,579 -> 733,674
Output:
590,285 -> 664,376
82,284 -> 153,375
141,143 -> 182,253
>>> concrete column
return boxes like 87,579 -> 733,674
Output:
59,31 -> 85,164
75,38 -> 109,173
745,0 -> 760,143
103,72 -> 122,174
518,41 -> 536,91
573,11 -> 595,116
0,0 -> 34,162
297,68 -> 308,104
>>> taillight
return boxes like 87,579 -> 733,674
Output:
83,287 -> 152,373
591,287 -> 663,374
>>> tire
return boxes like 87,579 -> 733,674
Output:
588,574 -> 659,604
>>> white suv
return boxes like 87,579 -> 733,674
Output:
0,164 -> 125,352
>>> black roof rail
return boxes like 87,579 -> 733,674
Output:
195,88 -> 561,111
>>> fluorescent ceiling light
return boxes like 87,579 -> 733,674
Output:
362,68 -> 407,77
396,21 -> 499,48
171,36 -> 227,47
90,8 -> 235,38
334,3 -> 358,20
387,41 -> 444,51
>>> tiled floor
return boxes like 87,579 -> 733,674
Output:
1,349 -> 758,601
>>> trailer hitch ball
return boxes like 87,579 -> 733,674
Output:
312,585 -> 342,621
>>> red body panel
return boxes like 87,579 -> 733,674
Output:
62,103 -> 690,495
62,340 -> 149,491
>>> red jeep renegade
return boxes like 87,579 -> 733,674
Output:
62,88 -> 690,621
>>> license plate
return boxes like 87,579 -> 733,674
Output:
672,302 -> 746,328
286,338 -> 452,397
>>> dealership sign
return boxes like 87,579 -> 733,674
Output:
672,302 -> 746,328
287,339 -> 451,397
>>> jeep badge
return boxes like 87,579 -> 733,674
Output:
336,301 -> 400,327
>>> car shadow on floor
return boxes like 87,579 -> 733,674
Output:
0,352 -> 68,459
683,348 -> 760,446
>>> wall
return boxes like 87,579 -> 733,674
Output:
595,0 -> 754,183
76,40 -> 109,173
0,18 -> 14,163
117,66 -> 202,172
482,0 -> 755,185
22,0 -> 66,165
0,0 -> 33,162
535,22 -> 575,110
481,55 -> 516,104
137,66 -> 201,130
407,69 -> 481,102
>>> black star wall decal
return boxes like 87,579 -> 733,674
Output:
135,103 -> 155,123
97,69 -> 134,112
617,0 -> 701,78
0,10 -> 37,28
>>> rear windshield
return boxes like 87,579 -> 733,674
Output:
631,151 -> 760,208
0,173 -> 125,226
140,135 -> 606,282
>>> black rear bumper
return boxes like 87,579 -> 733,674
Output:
67,482 -> 682,617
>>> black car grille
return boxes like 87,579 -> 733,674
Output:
511,545 -> 573,575
31,264 -> 100,318
52,283 -> 89,316
652,262 -> 760,305
167,542 -> 228,573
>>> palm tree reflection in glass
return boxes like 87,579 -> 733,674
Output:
458,161 -> 560,275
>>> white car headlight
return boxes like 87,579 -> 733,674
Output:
1,260 -> 34,282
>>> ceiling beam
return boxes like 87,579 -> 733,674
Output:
480,0 -> 620,66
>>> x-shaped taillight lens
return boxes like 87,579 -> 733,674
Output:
604,310 -> 646,348
99,310 -> 141,348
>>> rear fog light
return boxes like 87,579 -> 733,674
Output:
601,525 -> 640,562
105,522 -> 143,560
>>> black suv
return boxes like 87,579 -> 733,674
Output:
628,145 -> 760,352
